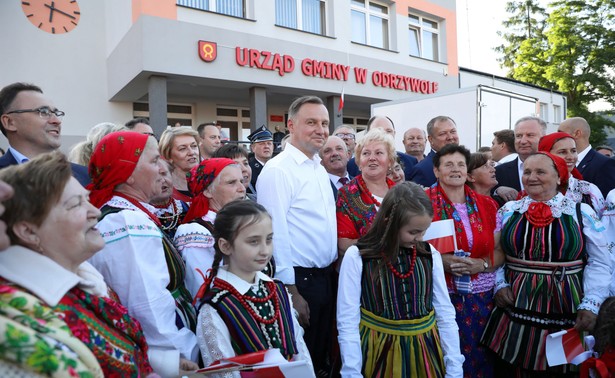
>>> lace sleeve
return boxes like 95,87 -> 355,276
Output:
197,304 -> 240,378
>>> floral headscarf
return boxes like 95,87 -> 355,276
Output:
538,132 -> 583,180
182,158 -> 237,224
87,131 -> 149,208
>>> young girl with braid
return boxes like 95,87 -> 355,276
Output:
193,200 -> 314,376
337,182 -> 464,378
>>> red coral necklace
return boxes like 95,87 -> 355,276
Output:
214,279 -> 280,325
383,246 -> 417,279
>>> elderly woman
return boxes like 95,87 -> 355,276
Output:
466,152 -> 498,197
426,144 -> 504,378
386,157 -> 405,185
151,160 -> 188,238
159,126 -> 201,203
538,132 -> 605,216
173,158 -> 246,299
336,128 -> 396,254
87,131 -> 198,377
482,152 -> 611,376
214,143 -> 257,200
0,152 -> 155,377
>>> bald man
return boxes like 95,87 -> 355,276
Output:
559,117 -> 615,197
402,127 -> 427,161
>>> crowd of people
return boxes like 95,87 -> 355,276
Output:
0,81 -> 614,378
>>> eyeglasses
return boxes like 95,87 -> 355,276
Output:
5,106 -> 65,120
336,133 -> 355,140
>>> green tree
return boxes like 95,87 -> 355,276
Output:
498,0 -> 615,144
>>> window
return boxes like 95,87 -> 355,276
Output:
408,12 -> 440,61
276,0 -> 326,35
351,0 -> 389,49
216,106 -> 251,141
553,105 -> 562,123
177,0 -> 245,18
132,102 -> 194,127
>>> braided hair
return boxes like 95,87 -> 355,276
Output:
357,182 -> 433,265
194,200 -> 271,307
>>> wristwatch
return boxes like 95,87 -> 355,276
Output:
481,258 -> 489,272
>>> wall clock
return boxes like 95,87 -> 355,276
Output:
21,0 -> 81,34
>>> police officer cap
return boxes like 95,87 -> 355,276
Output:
247,125 -> 273,143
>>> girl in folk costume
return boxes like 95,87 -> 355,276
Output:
337,182 -> 464,378
194,200 -> 314,377
582,296 -> 615,378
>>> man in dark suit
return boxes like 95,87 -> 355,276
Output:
559,117 -> 615,197
320,135 -> 352,200
0,82 -> 89,186
409,116 -> 459,187
247,125 -> 274,190
347,115 -> 417,179
494,116 -> 546,200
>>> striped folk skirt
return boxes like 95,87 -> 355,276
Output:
360,308 -> 445,378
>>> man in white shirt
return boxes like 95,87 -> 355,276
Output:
320,135 -> 351,199
257,95 -> 337,376
491,129 -> 518,165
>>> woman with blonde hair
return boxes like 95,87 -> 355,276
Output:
159,126 -> 201,203
68,122 -> 126,166
336,128 -> 396,255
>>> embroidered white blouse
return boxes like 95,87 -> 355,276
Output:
89,196 -> 198,378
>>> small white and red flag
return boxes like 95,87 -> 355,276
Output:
424,219 -> 457,253
546,328 -> 593,366
338,88 -> 345,113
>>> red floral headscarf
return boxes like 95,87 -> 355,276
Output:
87,131 -> 149,208
182,158 -> 237,224
538,132 -> 583,180
535,152 -> 570,192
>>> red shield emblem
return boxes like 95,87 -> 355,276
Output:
198,41 -> 217,62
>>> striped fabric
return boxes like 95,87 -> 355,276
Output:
482,211 -> 585,372
203,280 -> 298,358
359,245 -> 446,377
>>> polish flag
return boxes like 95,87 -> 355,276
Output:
423,219 -> 457,253
338,88 -> 345,113
546,328 -> 593,366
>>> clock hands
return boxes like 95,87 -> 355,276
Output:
44,1 -> 76,21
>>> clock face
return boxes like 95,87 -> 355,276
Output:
22,0 -> 80,34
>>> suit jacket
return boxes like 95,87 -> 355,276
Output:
409,150 -> 436,187
249,156 -> 265,188
0,151 -> 91,187
347,151 -> 417,180
329,174 -> 354,201
494,157 -> 521,192
577,148 -> 615,197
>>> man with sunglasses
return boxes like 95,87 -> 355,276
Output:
0,82 -> 90,186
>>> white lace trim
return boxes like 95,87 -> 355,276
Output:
504,193 -> 576,218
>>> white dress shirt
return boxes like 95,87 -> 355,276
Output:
197,267 -> 315,378
496,152 -> 518,166
328,173 -> 351,190
174,210 -> 218,299
576,145 -> 592,166
256,143 -> 337,285
336,245 -> 464,378
517,158 -> 524,190
89,196 -> 198,377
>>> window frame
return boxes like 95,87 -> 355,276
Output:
275,0 -> 327,35
408,11 -> 441,61
351,0 -> 390,49
176,0 -> 247,18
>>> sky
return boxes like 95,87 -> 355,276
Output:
455,0 -> 611,112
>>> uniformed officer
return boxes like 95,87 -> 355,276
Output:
248,125 -> 274,190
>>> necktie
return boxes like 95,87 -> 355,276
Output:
339,177 -> 349,186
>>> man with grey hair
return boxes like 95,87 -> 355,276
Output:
403,127 -> 427,161
559,116 -> 615,197
332,124 -> 356,159
494,116 -> 547,199
257,95 -> 337,376
409,115 -> 459,187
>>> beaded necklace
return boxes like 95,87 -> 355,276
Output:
383,246 -> 417,279
155,199 -> 180,232
358,175 -> 385,207
213,279 -> 280,325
